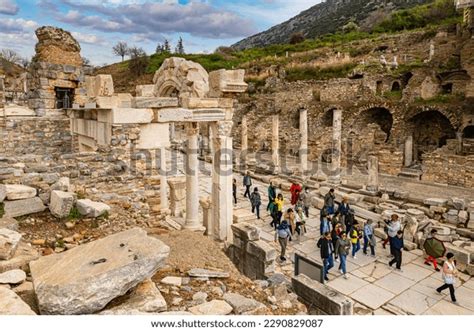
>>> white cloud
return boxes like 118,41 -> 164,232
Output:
0,0 -> 19,15
71,31 -> 106,45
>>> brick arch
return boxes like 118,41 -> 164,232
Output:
352,104 -> 395,140
153,57 -> 209,98
404,106 -> 460,130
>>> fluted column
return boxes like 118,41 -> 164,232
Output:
272,114 -> 280,174
299,108 -> 308,174
328,108 -> 342,184
184,123 -> 203,231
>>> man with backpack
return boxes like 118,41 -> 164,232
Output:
317,232 -> 334,282
275,219 -> 292,261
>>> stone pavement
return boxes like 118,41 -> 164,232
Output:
193,161 -> 474,315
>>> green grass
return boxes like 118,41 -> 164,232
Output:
0,203 -> 4,218
373,0 -> 461,33
383,90 -> 403,100
415,94 -> 465,104
67,206 -> 82,220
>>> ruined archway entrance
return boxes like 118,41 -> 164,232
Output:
357,107 -> 393,141
409,110 -> 456,160
463,125 -> 474,138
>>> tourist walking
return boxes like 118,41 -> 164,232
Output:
363,220 -> 376,257
317,232 -> 334,282
324,188 -> 336,215
350,223 -> 362,259
343,210 -> 355,235
320,208 -> 332,236
266,182 -> 277,212
295,206 -> 307,237
243,172 -> 252,199
250,187 -> 262,219
336,197 -> 350,225
270,193 -> 284,229
336,232 -> 351,279
389,230 -> 404,271
331,223 -> 343,262
385,214 -> 401,256
275,220 -> 292,261
436,252 -> 458,303
290,182 -> 302,206
232,178 -> 237,205
424,229 -> 442,272
268,199 -> 279,229
286,208 -> 296,239
299,187 -> 312,218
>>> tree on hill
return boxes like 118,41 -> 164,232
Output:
128,46 -> 149,77
342,21 -> 359,33
163,39 -> 171,53
113,42 -> 129,62
289,32 -> 305,45
175,37 -> 185,55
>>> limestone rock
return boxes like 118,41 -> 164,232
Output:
101,279 -> 167,314
0,229 -> 22,260
403,216 -> 418,242
223,293 -> 264,314
0,287 -> 36,315
188,300 -> 233,315
192,292 -> 208,305
0,217 -> 19,231
3,197 -> 46,218
188,268 -> 230,279
0,242 -> 39,273
0,184 -> 6,202
0,269 -> 26,285
76,199 -> 110,218
50,177 -> 71,192
49,191 -> 76,218
451,198 -> 465,210
30,228 -> 170,315
4,185 -> 36,201
161,276 -> 183,286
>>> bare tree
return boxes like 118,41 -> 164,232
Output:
128,46 -> 149,76
113,42 -> 129,62
0,48 -> 20,64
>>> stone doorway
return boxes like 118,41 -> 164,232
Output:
55,87 -> 74,109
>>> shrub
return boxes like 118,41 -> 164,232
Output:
290,32 -> 306,45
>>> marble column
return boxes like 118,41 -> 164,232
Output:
404,135 -> 413,167
159,147 -> 169,212
167,177 -> 186,217
367,154 -> 379,192
328,108 -> 342,184
456,132 -> 463,155
170,123 -> 176,141
299,108 -> 308,174
241,115 -> 248,166
272,114 -> 280,174
199,196 -> 212,236
184,123 -> 203,231
211,121 -> 234,241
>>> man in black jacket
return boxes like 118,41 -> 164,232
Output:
317,232 -> 334,282
389,230 -> 404,271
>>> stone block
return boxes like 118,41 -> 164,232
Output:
404,241 -> 417,251
223,292 -> 264,314
0,287 -> 36,315
311,196 -> 324,209
94,74 -> 114,97
50,177 -> 71,192
30,228 -> 170,315
4,185 -> 36,201
0,229 -> 22,260
459,210 -> 468,223
450,198 -> 466,210
0,242 -> 39,273
0,185 -> 6,202
136,123 -> 170,149
133,97 -> 178,109
3,198 -> 46,218
0,217 -> 19,231
188,300 -> 233,315
135,85 -> 155,97
246,240 -> 277,262
231,223 -> 260,241
424,198 -> 448,207
0,269 -> 26,285
76,199 -> 110,218
292,274 -> 353,315
188,268 -> 229,279
112,108 -> 153,124
445,244 -> 471,265
49,191 -> 76,218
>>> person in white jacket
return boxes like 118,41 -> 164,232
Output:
386,214 -> 401,257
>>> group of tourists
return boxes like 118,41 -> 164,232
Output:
235,174 -> 460,304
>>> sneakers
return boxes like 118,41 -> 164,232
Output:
280,256 -> 287,262
339,269 -> 344,275
424,262 -> 431,266
352,255 -> 357,259
435,268 -> 441,272
344,274 -> 349,279
436,289 -> 443,295
395,268 -> 403,273
324,277 -> 330,282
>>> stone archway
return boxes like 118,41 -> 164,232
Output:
408,110 -> 456,160
463,125 -> 474,138
355,107 -> 394,141
153,57 -> 209,98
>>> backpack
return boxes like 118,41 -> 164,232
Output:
277,222 -> 289,238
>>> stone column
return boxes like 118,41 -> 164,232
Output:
211,121 -> 234,241
167,177 -> 186,217
367,154 -> 379,192
184,123 -> 203,231
299,108 -> 308,174
456,132 -> 463,155
199,196 -> 212,236
241,115 -> 248,166
170,123 -> 176,141
272,114 -> 280,174
328,108 -> 342,184
159,147 -> 169,212
404,135 -> 413,167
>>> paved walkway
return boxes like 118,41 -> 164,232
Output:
193,160 -> 474,315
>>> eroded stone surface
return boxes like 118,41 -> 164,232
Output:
0,286 -> 36,315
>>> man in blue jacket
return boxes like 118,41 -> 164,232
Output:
317,232 -> 334,282
389,230 -> 404,271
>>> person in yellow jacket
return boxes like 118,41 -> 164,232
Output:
350,222 -> 362,259
270,193 -> 284,229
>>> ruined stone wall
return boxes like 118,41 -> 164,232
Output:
34,26 -> 82,67
422,153 -> 474,188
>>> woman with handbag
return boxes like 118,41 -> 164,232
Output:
436,253 -> 458,304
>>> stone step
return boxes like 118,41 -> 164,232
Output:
397,168 -> 422,180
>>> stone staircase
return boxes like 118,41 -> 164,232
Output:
397,167 -> 423,180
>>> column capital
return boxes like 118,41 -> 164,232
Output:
185,122 -> 199,136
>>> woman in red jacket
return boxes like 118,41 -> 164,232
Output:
290,182 -> 302,206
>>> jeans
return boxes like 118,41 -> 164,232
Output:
363,236 -> 375,255
270,211 -> 282,229
338,254 -> 347,274
323,255 -> 334,280
389,236 -> 395,256
278,237 -> 288,259
389,249 -> 402,269
244,185 -> 251,198
352,241 -> 360,257
252,204 -> 260,219
437,283 -> 456,302
303,206 -> 309,218
327,206 -> 334,215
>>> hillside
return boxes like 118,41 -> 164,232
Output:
232,0 -> 429,50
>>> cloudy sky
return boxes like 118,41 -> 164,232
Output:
0,0 -> 322,65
